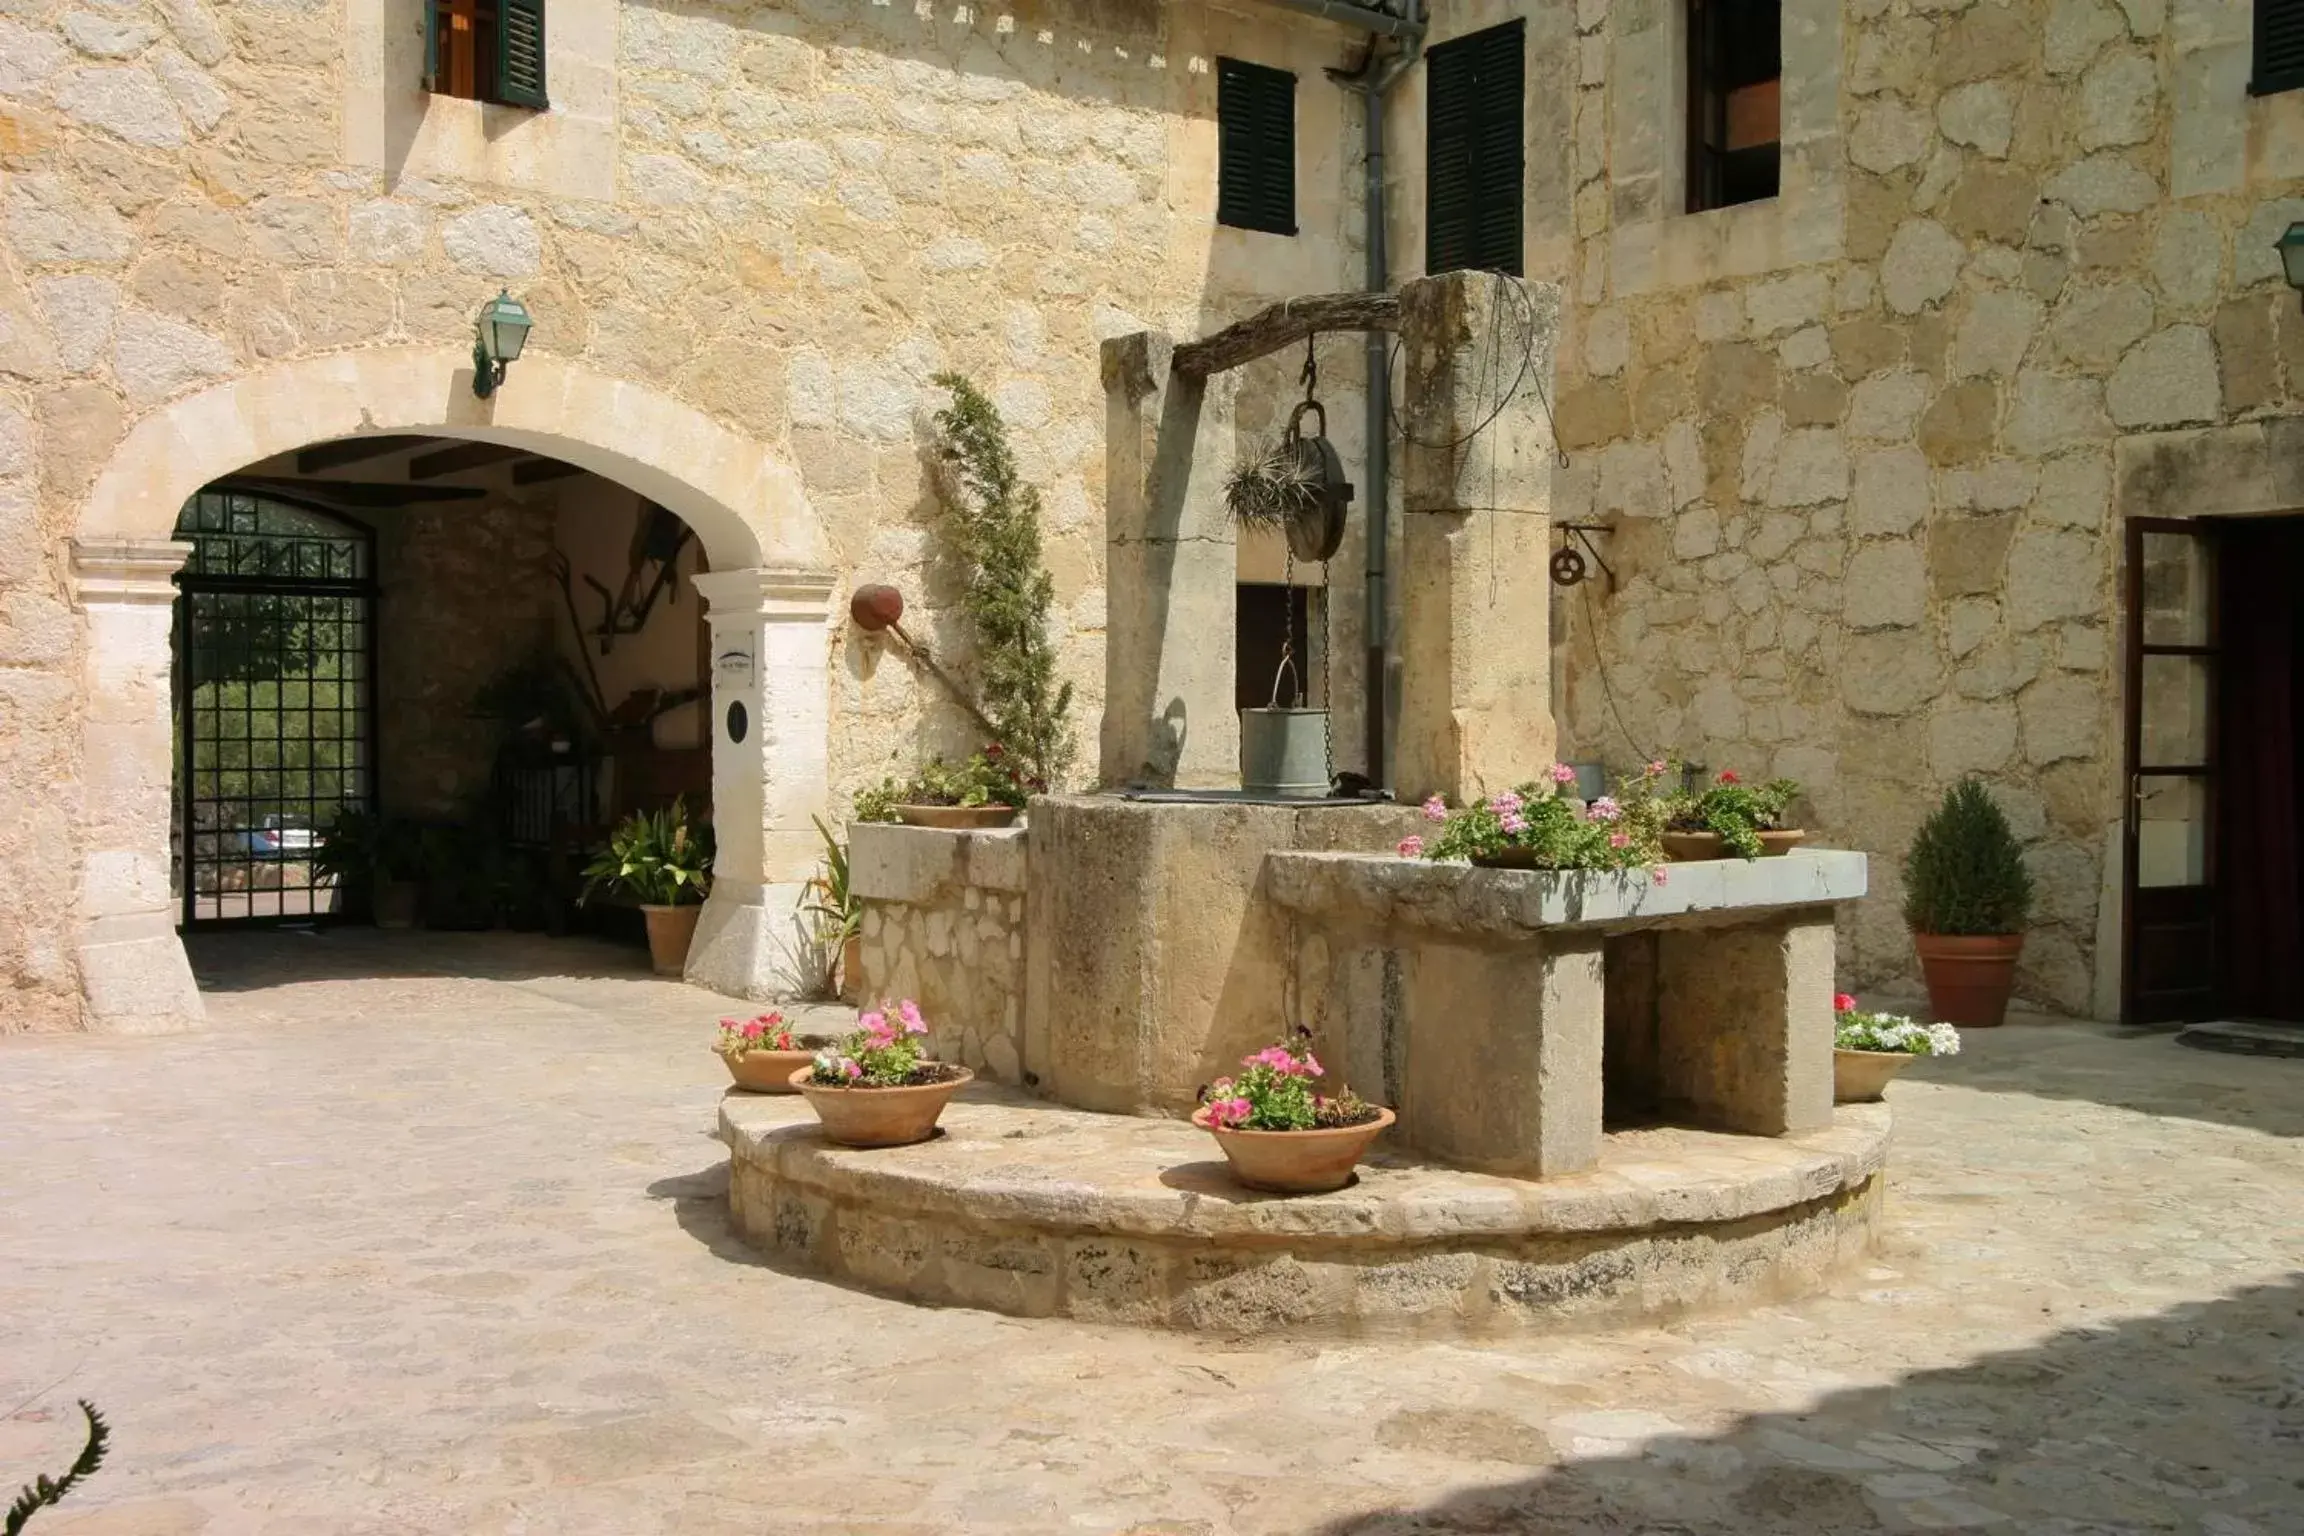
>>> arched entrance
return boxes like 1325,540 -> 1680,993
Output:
68,350 -> 834,1032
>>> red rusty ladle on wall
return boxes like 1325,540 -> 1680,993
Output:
848,584 -> 1001,743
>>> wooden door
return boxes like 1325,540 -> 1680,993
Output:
2123,518 -> 2219,1022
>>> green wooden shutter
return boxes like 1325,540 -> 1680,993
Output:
2254,0 -> 2304,93
495,0 -> 548,109
1216,58 -> 1296,236
421,0 -> 442,91
1425,19 -> 1525,277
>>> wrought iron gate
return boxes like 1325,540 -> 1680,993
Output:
173,489 -> 376,927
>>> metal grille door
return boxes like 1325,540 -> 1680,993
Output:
173,490 -> 375,927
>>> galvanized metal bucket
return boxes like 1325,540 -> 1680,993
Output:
1240,707 -> 1330,798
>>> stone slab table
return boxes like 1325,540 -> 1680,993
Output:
1265,850 -> 1869,1179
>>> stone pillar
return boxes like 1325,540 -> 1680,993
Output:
71,539 -> 204,1034
1654,913 -> 1836,1135
1099,332 -> 1238,790
1394,273 -> 1563,803
1397,935 -> 1606,1178
687,566 -> 835,1000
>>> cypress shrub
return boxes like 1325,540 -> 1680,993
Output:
1902,779 -> 2033,935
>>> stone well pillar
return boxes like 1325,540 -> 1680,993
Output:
71,539 -> 204,1034
687,566 -> 835,1000
1655,912 -> 1837,1136
1099,331 -> 1238,790
1394,273 -> 1563,804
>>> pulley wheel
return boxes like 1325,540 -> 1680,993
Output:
1549,547 -> 1588,587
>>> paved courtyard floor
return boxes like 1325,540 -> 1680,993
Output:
2,930 -> 2300,1535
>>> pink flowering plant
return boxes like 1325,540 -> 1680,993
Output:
1408,763 -> 1667,872
716,1010 -> 799,1058
810,998 -> 949,1087
1197,1029 -> 1380,1132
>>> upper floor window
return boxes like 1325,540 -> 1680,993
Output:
1217,58 -> 1297,236
1687,0 -> 1778,212
1426,19 -> 1526,277
425,0 -> 547,108
2253,0 -> 2304,94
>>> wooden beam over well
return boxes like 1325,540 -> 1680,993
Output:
295,435 -> 428,474
1170,290 -> 1401,379
511,457 -> 587,486
407,441 -> 527,480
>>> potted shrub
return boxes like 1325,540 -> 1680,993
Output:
852,748 -> 1032,831
716,1010 -> 812,1093
579,797 -> 715,976
794,999 -> 974,1147
310,806 -> 423,928
1404,763 -> 1667,878
1904,779 -> 2033,1028
799,814 -> 865,1002
1192,1031 -> 1393,1194
1657,765 -> 1805,861
1833,992 -> 1961,1101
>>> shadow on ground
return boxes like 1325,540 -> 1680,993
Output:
1309,1273 -> 2304,1534
185,927 -> 661,992
1916,1019 -> 2304,1139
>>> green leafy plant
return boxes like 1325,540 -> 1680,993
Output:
798,815 -> 864,998
931,373 -> 1074,790
579,798 -> 715,908
849,749 -> 1030,822
1903,778 -> 2033,936
1223,439 -> 1321,532
1666,767 -> 1802,860
7,1400 -> 107,1535
1408,763 -> 1666,874
1198,1030 -> 1380,1131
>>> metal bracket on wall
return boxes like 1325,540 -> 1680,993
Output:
1550,523 -> 1617,592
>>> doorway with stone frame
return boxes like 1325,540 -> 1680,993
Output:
2123,512 -> 2304,1032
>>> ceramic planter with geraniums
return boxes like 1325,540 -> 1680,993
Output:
853,748 -> 1035,831
1833,993 -> 1961,1101
579,798 -> 715,976
1399,763 -> 1671,880
716,1011 -> 813,1093
794,1000 -> 973,1148
1192,1031 -> 1394,1195
1903,780 -> 2034,1028
1647,761 -> 1805,861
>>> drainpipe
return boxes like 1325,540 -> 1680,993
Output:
1329,2 -> 1423,790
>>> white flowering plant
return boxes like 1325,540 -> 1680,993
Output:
1832,993 -> 1960,1056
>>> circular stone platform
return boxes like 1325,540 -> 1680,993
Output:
719,1089 -> 1889,1338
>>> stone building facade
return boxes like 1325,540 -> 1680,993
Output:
1485,0 -> 2304,1016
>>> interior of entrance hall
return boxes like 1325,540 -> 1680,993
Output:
172,437 -> 710,939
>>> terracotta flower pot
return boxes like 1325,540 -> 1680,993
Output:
1190,1105 -> 1396,1195
1833,1047 -> 1915,1103
721,1048 -> 814,1093
793,1065 -> 974,1148
894,804 -> 1020,830
1912,930 -> 2024,1028
641,902 -> 703,977
1660,829 -> 1807,861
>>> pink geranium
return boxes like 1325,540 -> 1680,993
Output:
1421,795 -> 1448,823
1587,795 -> 1621,822
1488,791 -> 1523,817
1833,992 -> 1857,1014
1398,835 -> 1425,858
1550,763 -> 1578,785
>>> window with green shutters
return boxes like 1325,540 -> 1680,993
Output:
2254,0 -> 2304,94
1217,58 -> 1296,236
424,0 -> 547,109
1424,20 -> 1525,278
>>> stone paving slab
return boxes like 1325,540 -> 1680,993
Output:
0,930 -> 2299,1533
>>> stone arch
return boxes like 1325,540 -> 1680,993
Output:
77,346 -> 827,570
69,348 -> 833,1031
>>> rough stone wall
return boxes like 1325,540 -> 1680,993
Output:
0,0 -> 1372,1027
369,495 -> 557,820
1481,0 -> 2304,1015
851,822 -> 1027,1081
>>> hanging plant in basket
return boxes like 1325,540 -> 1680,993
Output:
1223,399 -> 1352,562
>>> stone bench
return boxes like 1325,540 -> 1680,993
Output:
1265,850 -> 1869,1180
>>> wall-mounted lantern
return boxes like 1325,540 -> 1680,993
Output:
2278,223 -> 2304,305
470,289 -> 534,399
